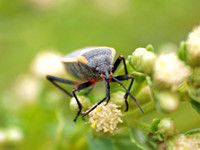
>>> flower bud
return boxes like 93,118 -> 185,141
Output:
157,118 -> 176,137
31,51 -> 65,78
110,91 -> 125,106
132,48 -> 157,75
0,130 -> 6,145
6,128 -> 24,144
150,118 -> 161,132
156,91 -> 180,113
146,44 -> 154,52
186,25 -> 200,67
70,95 -> 91,112
13,74 -> 41,105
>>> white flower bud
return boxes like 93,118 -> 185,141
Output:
157,118 -> 176,137
88,102 -> 123,133
6,128 -> 24,144
156,91 -> 180,113
0,130 -> 6,144
31,50 -> 65,78
132,48 -> 157,75
13,74 -> 41,105
110,91 -> 125,106
186,25 -> 200,67
70,96 -> 91,112
153,53 -> 191,89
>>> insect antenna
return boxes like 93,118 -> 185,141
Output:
112,77 -> 144,113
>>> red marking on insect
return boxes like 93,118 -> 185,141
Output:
91,80 -> 98,84
73,87 -> 78,92
128,75 -> 133,78
109,72 -> 113,82
119,55 -> 124,60
73,81 -> 83,85
100,74 -> 105,79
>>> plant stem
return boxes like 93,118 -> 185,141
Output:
123,101 -> 156,124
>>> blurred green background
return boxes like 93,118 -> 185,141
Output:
0,0 -> 200,149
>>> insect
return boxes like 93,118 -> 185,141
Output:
46,47 -> 144,121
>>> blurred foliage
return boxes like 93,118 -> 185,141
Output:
0,0 -> 200,150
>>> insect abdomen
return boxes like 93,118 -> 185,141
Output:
64,62 -> 100,81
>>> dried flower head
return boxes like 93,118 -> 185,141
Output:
186,25 -> 200,66
88,102 -> 123,133
153,53 -> 191,89
31,51 -> 65,78
173,135 -> 200,150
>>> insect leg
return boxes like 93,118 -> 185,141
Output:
84,84 -> 95,95
82,78 -> 110,117
46,75 -> 92,121
46,75 -> 83,97
111,76 -> 144,113
105,81 -> 111,105
112,55 -> 128,74
111,75 -> 134,111
112,56 -> 133,110
72,81 -> 92,122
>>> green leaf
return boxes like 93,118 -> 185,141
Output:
178,41 -> 187,62
87,134 -> 114,150
129,126 -> 157,150
188,89 -> 200,103
185,128 -> 200,135
191,100 -> 200,114
113,138 -> 141,150
146,44 -> 154,52
150,118 -> 161,132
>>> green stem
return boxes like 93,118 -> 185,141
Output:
134,121 -> 150,132
131,80 -> 147,96
54,109 -> 65,150
123,101 -> 156,124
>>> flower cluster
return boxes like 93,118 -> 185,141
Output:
153,53 -> 191,89
186,26 -> 200,67
87,102 -> 123,133
172,135 -> 200,150
152,53 -> 191,112
131,46 -> 191,113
